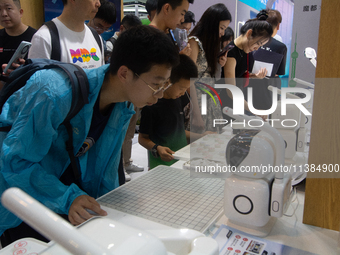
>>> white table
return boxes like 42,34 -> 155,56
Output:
165,128 -> 340,254
211,187 -> 339,254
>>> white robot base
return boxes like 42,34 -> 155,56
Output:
224,173 -> 292,237
224,174 -> 275,236
226,217 -> 277,238
223,171 -> 294,237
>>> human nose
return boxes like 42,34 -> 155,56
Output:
96,0 -> 101,8
154,90 -> 164,99
0,9 -> 8,17
180,16 -> 185,23
253,45 -> 259,51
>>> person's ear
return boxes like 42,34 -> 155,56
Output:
277,23 -> 280,31
117,65 -> 131,84
163,3 -> 171,15
19,8 -> 24,18
245,29 -> 253,39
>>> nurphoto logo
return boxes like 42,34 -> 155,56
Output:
200,84 -> 312,129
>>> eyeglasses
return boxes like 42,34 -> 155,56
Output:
134,73 -> 172,96
92,19 -> 113,33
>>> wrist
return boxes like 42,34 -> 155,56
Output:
151,144 -> 159,158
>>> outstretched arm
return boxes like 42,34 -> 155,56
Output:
139,133 -> 174,162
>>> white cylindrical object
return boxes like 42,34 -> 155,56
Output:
268,85 -> 301,99
1,188 -> 109,255
293,78 -> 315,89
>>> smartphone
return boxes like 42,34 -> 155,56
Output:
3,41 -> 32,74
218,44 -> 235,58
177,29 -> 188,51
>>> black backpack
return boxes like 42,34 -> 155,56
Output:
0,58 -> 90,181
45,20 -> 102,61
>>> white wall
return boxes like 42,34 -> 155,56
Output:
289,0 -> 322,85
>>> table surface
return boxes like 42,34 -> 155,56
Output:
101,168 -> 339,255
101,127 -> 339,255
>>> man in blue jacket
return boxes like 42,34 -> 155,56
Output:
0,25 -> 179,246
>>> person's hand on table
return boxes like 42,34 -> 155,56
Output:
69,195 -> 107,225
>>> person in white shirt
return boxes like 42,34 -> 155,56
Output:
28,0 -> 104,69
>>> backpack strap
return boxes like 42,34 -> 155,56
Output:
45,21 -> 102,61
45,21 -> 61,61
53,63 -> 90,122
0,126 -> 11,132
0,59 -> 90,182
48,63 -> 90,182
88,25 -> 103,55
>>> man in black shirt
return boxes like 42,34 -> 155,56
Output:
260,9 -> 287,77
0,0 -> 36,85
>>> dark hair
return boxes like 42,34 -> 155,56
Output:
121,14 -> 142,29
221,27 -> 234,43
182,11 -> 195,25
110,25 -> 180,75
189,3 -> 232,76
156,0 -> 194,14
61,0 -> 67,5
240,11 -> 273,40
95,0 -> 116,25
170,54 -> 198,84
145,0 -> 158,16
266,9 -> 282,29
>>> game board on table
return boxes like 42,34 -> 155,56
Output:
97,165 -> 225,233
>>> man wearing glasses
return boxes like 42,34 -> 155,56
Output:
0,25 -> 179,246
87,0 -> 116,36
28,0 -> 106,69
178,10 -> 195,33
87,0 -> 117,64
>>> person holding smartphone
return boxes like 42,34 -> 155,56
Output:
0,0 -> 36,84
187,3 -> 232,133
149,0 -> 194,56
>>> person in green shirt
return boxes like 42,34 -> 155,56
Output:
139,54 -> 213,169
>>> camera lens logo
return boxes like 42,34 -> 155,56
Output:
196,82 -> 222,115
21,46 -> 29,54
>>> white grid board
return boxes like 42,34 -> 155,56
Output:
97,165 -> 225,233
